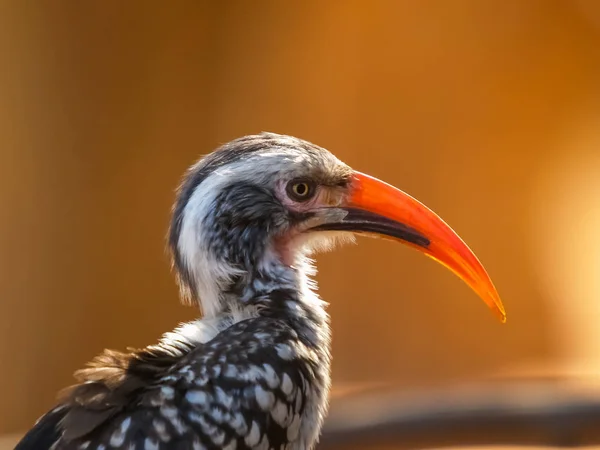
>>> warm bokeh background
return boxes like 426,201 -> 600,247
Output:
2,0 -> 600,447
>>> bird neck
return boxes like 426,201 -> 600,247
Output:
205,253 -> 330,349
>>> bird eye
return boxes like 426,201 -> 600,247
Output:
286,180 -> 316,202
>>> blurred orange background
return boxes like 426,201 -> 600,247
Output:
2,0 -> 600,447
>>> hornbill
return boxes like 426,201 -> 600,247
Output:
16,132 -> 505,450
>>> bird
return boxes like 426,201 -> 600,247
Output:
16,132 -> 506,450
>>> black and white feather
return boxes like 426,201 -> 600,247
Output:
16,133 -> 355,450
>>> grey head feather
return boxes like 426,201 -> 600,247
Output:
168,132 -> 351,310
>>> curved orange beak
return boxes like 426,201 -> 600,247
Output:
316,171 -> 506,323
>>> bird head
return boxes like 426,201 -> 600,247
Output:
169,132 -> 505,322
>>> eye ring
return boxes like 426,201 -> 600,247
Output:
286,179 -> 317,202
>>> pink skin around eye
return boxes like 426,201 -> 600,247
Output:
274,180 -> 323,212
272,180 -> 325,265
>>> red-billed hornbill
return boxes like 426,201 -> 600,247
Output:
16,133 -> 505,450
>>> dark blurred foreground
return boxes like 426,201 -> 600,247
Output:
321,377 -> 600,449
